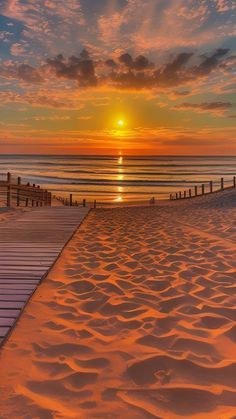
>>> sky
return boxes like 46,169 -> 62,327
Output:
0,0 -> 235,155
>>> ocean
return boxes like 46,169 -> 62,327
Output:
0,155 -> 235,204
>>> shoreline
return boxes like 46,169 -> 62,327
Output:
0,188 -> 236,417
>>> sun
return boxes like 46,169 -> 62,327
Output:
118,119 -> 124,127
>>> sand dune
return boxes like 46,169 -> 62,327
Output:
0,189 -> 236,418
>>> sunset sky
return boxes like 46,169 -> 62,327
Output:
0,0 -> 235,155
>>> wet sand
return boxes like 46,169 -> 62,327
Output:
0,189 -> 236,418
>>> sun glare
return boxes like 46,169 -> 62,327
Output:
118,120 -> 124,127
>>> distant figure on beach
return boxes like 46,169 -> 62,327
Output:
150,196 -> 156,205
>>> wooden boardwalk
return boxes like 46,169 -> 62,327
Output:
0,206 -> 90,345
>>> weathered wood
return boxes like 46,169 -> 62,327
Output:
0,327 -> 10,337
1,173 -> 51,208
70,194 -> 73,207
0,309 -> 20,317
221,177 -> 224,190
0,318 -> 15,326
17,177 -> 21,206
0,206 -> 89,347
7,172 -> 12,207
210,181 -> 213,193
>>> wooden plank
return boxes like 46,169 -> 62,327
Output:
0,318 -> 15,326
0,289 -> 32,294
0,309 -> 20,317
0,295 -> 31,302
0,280 -> 39,284
0,301 -> 25,309
0,285 -> 36,290
0,206 -> 89,346
0,327 -> 10,337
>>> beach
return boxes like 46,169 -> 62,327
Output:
0,188 -> 236,418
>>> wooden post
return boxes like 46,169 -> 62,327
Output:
189,189 -> 192,198
36,185 -> 40,207
234,176 -> 236,188
195,186 -> 198,196
184,191 -> 186,199
94,200 -> 97,208
83,199 -> 86,207
179,191 -> 182,199
69,194 -> 73,207
170,194 -> 172,200
7,172 -> 12,207
221,177 -> 224,190
44,190 -> 47,206
25,182 -> 30,207
32,183 -> 36,207
202,184 -> 205,195
48,192 -> 52,207
210,181 -> 213,193
16,176 -> 21,206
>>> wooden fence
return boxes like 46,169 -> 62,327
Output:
0,172 -> 52,208
170,176 -> 236,201
55,194 -> 158,208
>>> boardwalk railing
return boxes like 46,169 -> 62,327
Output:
170,176 -> 236,201
0,172 -> 52,208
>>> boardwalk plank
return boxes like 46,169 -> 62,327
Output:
0,309 -> 21,317
0,318 -> 15,326
0,327 -> 10,337
0,206 -> 89,346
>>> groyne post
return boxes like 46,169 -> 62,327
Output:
210,181 -> 213,193
69,194 -> 73,207
202,184 -> 205,195
17,176 -> 21,206
189,189 -> 192,198
195,186 -> 198,197
221,177 -> 224,190
7,172 -> 12,207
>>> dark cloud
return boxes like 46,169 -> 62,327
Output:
0,48 -> 230,90
174,101 -> 232,113
46,49 -> 97,86
173,90 -> 191,96
154,52 -> 194,86
105,59 -> 117,69
193,48 -> 230,76
0,62 -> 43,83
118,53 -> 153,70
17,64 -> 43,83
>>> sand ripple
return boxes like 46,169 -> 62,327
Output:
1,190 -> 236,418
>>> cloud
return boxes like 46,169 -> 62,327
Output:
0,89 -> 85,109
193,48 -> 230,77
0,62 -> 43,83
0,48 -> 232,93
10,42 -> 28,56
46,50 -> 97,86
174,101 -> 233,115
45,48 -> 230,90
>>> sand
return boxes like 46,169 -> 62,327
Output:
0,188 -> 236,418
